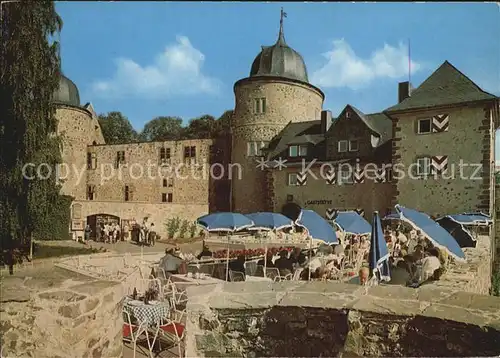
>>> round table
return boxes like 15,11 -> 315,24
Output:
123,297 -> 170,327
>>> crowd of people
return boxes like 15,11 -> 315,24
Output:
81,218 -> 157,246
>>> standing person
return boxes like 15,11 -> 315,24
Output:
114,222 -> 120,243
123,221 -> 130,241
103,224 -> 109,244
149,223 -> 156,246
84,225 -> 92,243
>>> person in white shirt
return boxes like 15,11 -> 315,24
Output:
408,247 -> 441,288
396,230 -> 408,245
409,229 -> 417,241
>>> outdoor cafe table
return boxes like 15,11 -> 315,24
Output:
123,297 -> 170,328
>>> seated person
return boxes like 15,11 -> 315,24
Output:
197,244 -> 213,260
407,247 -> 441,288
274,250 -> 294,276
257,252 -> 275,268
396,230 -> 408,245
289,247 -> 307,266
158,248 -> 184,276
228,255 -> 246,280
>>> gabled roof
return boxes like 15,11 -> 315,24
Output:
330,105 -> 392,144
287,134 -> 324,145
385,61 -> 497,113
266,120 -> 321,159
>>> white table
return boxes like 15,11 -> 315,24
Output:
170,274 -> 222,286
245,275 -> 273,282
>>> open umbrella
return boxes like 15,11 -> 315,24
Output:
295,209 -> 338,281
369,211 -> 391,284
334,211 -> 372,235
246,212 -> 294,275
435,217 -> 476,248
197,212 -> 254,281
444,212 -> 492,226
395,205 -> 466,261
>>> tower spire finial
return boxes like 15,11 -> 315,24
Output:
277,7 -> 287,45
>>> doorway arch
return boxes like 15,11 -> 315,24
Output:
86,213 -> 120,240
281,202 -> 301,221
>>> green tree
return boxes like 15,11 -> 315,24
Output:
213,110 -> 232,137
139,116 -> 183,141
183,114 -> 217,139
98,111 -> 138,144
0,1 -> 64,274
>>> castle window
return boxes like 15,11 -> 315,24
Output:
124,185 -> 130,202
338,140 -> 348,153
415,157 -> 431,176
288,173 -> 299,186
184,146 -> 196,164
289,145 -> 308,157
162,193 -> 173,203
254,98 -> 267,114
417,118 -> 432,134
349,140 -> 359,152
116,150 -> 126,168
87,152 -> 97,170
86,185 -> 95,201
247,141 -> 268,157
159,147 -> 171,164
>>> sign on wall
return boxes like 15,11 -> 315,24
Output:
71,220 -> 84,231
304,200 -> 333,206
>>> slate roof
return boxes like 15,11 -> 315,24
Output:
348,106 -> 392,144
385,61 -> 497,113
265,120 -> 322,160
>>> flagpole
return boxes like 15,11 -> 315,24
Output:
408,38 -> 411,84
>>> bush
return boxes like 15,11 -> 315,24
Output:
34,195 -> 72,240
165,217 -> 181,239
189,222 -> 198,238
179,219 -> 189,239
492,269 -> 500,296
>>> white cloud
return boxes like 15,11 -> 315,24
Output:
311,39 -> 421,90
92,36 -> 221,98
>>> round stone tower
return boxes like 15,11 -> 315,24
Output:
231,10 -> 324,213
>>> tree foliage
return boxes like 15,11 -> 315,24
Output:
0,1 -> 64,273
98,111 -> 138,144
139,116 -> 184,141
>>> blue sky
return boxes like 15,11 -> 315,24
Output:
56,2 -> 499,151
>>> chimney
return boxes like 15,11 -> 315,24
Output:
398,81 -> 412,103
321,110 -> 333,133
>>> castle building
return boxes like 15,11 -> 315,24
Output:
55,13 -> 499,252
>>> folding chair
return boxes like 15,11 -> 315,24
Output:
123,310 -> 153,358
153,298 -> 187,357
229,270 -> 245,282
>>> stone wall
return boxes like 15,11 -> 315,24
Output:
271,166 -> 394,221
73,200 -> 208,238
231,77 -> 324,213
87,138 -> 212,205
57,105 -> 105,201
0,265 -> 124,358
392,104 -> 493,215
185,282 -> 500,357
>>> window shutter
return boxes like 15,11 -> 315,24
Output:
431,156 -> 448,175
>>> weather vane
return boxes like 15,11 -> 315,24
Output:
280,7 -> 287,28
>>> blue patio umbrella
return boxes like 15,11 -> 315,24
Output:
295,210 -> 339,244
441,212 -> 492,226
197,212 -> 254,232
197,212 -> 254,281
334,211 -> 372,235
395,205 -> 466,261
369,211 -> 391,283
435,217 -> 476,248
245,212 -> 294,231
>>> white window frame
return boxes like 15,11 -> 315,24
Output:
338,170 -> 353,185
349,140 -> 359,152
254,98 -> 267,114
288,173 -> 299,186
288,144 -> 308,157
417,118 -> 432,134
338,140 -> 348,153
416,157 -> 431,176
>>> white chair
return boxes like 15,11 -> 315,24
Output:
123,310 -> 154,358
229,270 -> 245,282
152,297 -> 186,357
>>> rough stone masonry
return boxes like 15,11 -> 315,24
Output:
185,281 -> 500,357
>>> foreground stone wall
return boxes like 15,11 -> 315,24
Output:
0,265 -> 124,358
185,282 -> 500,357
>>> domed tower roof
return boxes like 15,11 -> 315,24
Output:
53,73 -> 80,106
249,9 -> 308,83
